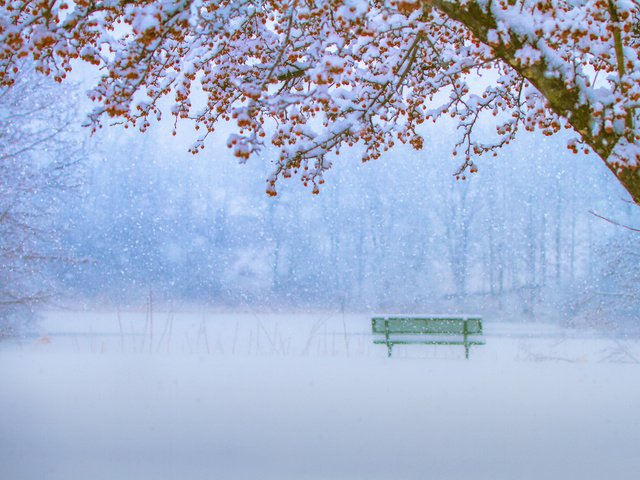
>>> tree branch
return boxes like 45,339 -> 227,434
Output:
429,0 -> 640,205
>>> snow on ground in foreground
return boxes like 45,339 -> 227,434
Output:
1,310 -> 639,480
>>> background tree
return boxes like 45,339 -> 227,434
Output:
570,227 -> 640,331
0,70 -> 83,335
53,122 -> 633,325
1,0 -> 638,203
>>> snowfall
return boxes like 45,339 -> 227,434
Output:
1,309 -> 639,480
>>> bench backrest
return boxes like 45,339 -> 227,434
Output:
371,316 -> 483,335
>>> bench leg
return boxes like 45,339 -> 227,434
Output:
387,342 -> 393,357
463,329 -> 470,359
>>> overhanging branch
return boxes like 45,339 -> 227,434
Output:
428,0 -> 640,205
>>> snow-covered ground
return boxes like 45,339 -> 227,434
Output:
1,310 -> 639,480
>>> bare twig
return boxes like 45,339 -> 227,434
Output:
589,210 -> 640,232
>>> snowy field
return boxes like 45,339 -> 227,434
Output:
1,310 -> 640,480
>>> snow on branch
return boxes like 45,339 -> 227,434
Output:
1,0 -> 639,202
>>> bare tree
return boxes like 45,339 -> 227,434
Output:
0,69 -> 83,335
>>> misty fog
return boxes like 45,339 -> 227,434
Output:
2,75 -> 636,331
1,51 -> 639,480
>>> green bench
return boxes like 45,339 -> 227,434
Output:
371,315 -> 484,359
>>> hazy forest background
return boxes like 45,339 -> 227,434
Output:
2,72 -> 639,335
